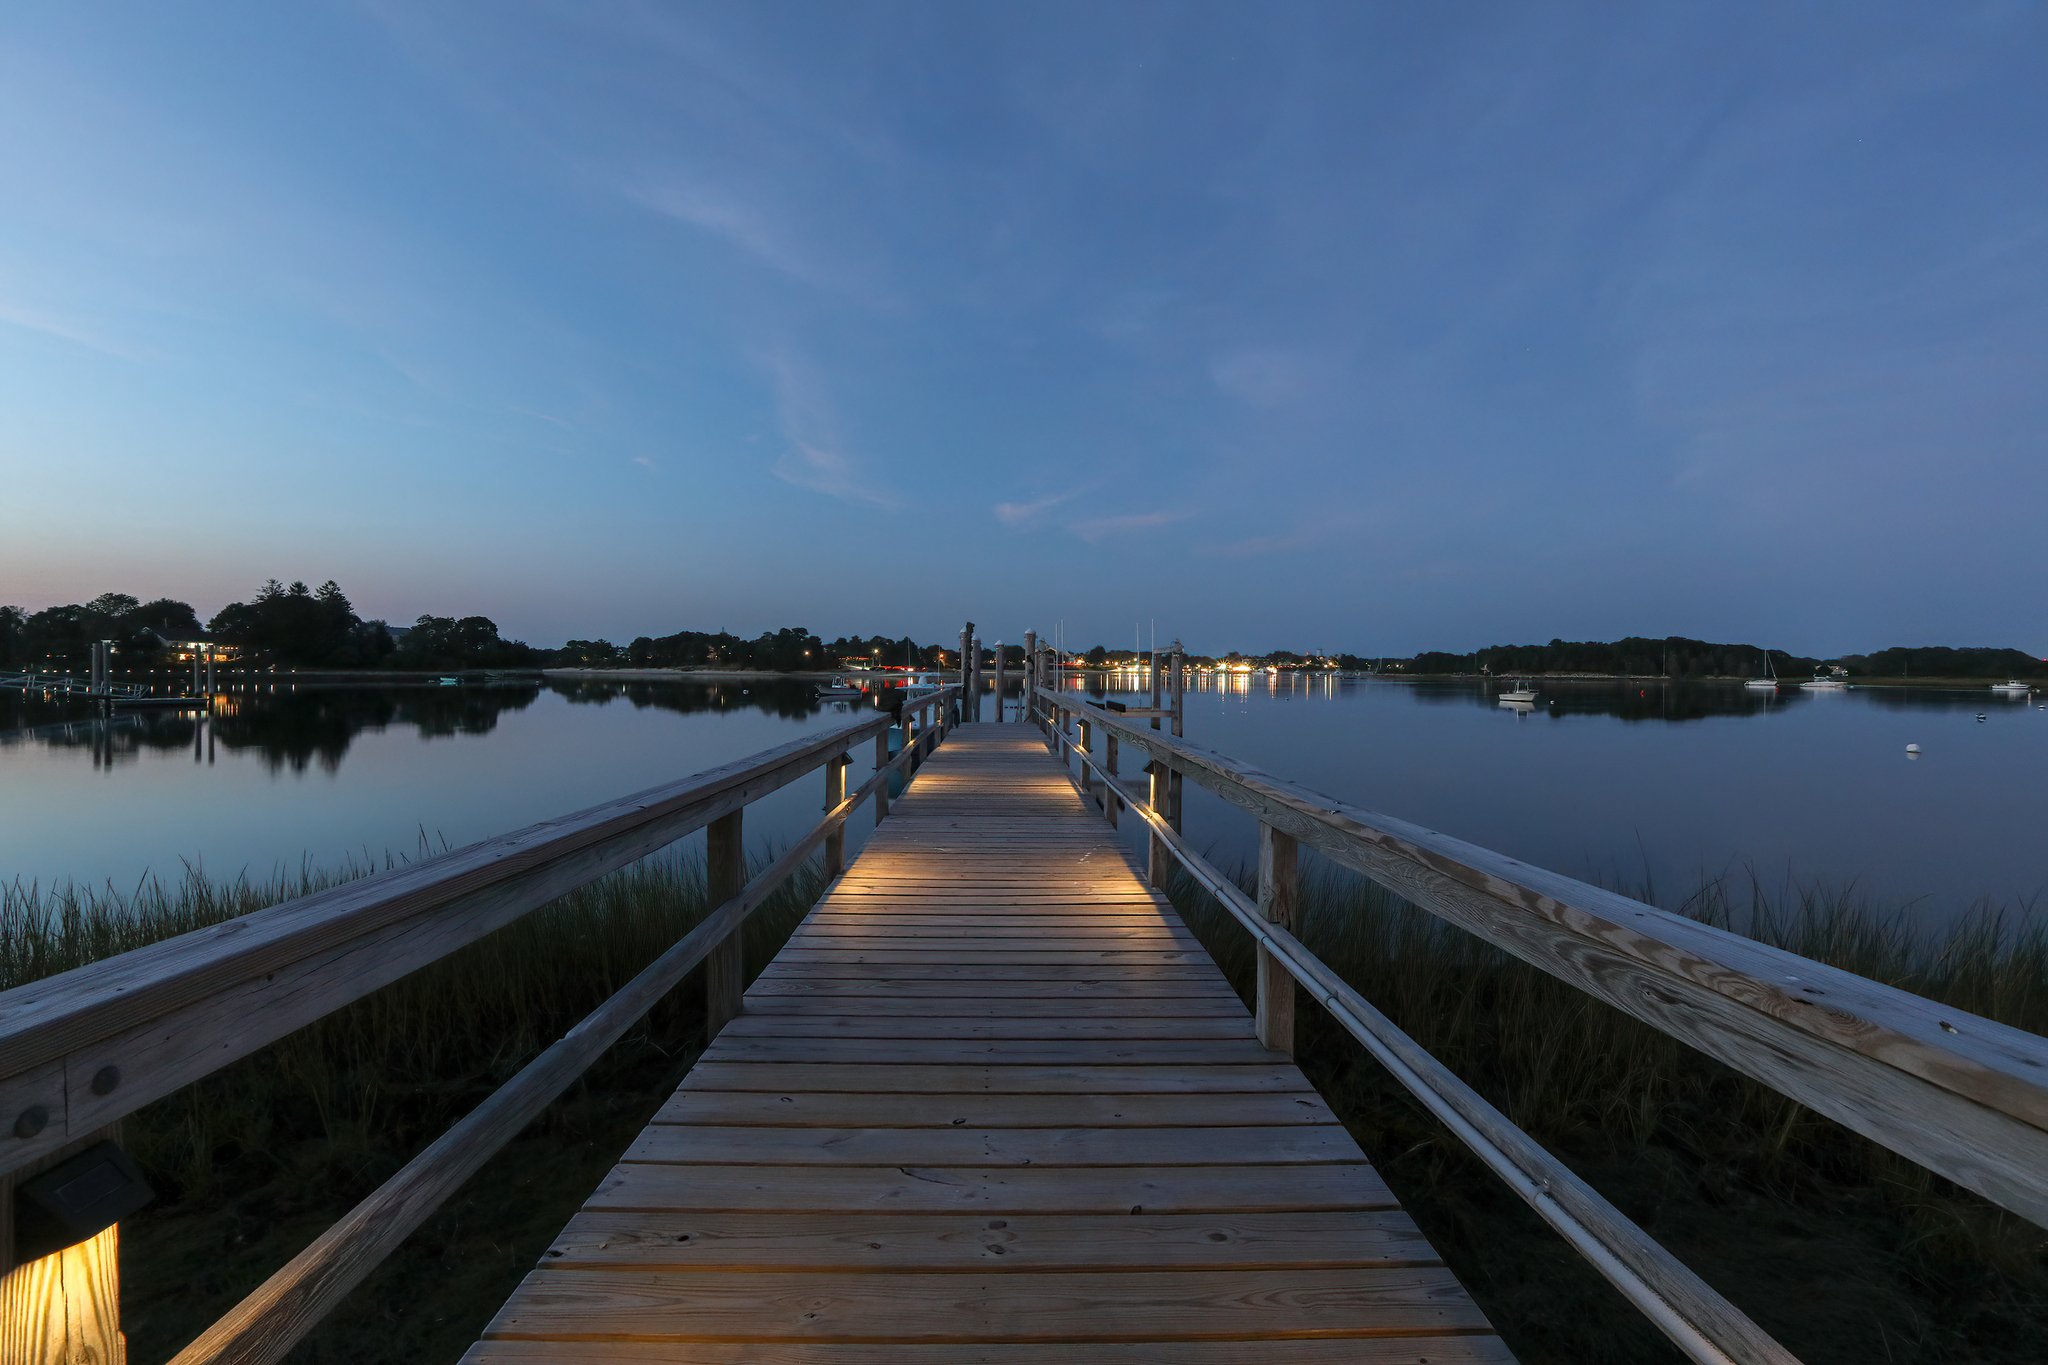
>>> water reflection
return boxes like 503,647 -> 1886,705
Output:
1049,668 -> 2038,723
0,676 -> 841,775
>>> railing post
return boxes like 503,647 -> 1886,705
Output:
872,730 -> 890,823
1077,719 -> 1093,799
1255,822 -> 1299,1054
1147,763 -> 1171,888
958,623 -> 972,722
993,641 -> 1005,722
1103,734 -> 1119,827
1,1125 -> 127,1365
1169,644 -> 1184,737
1022,631 -> 1036,723
705,809 -> 744,1040
1168,645 -> 1185,830
824,754 -> 849,877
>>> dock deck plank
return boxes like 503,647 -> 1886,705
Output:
468,723 -> 1507,1361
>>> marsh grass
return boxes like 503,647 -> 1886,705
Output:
7,859 -> 2045,1363
1168,863 -> 2048,1364
2,855 -> 823,1364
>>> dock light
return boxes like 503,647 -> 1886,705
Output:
11,1140 -> 153,1264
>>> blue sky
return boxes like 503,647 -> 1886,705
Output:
1,2 -> 2043,655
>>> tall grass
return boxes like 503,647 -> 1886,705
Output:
1,854 -> 822,1364
1169,864 -> 2048,1364
6,859 -> 2043,1362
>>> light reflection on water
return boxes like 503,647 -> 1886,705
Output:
4,672 -> 2044,922
1047,669 -> 2048,924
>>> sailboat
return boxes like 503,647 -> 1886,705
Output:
1743,652 -> 1778,691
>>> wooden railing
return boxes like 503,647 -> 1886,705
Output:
0,684 -> 959,1364
1027,669 -> 2048,1365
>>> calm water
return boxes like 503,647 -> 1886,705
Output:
4,673 -> 2045,921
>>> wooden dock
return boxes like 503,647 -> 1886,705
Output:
466,723 -> 1509,1362
12,637 -> 2047,1363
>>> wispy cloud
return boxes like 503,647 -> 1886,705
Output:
994,489 -> 1079,527
1199,512 -> 1361,559
513,405 -> 575,433
632,455 -> 656,470
627,174 -> 847,294
773,440 -> 897,508
760,346 -> 900,509
1209,348 -> 1333,407
0,296 -> 145,361
1205,529 -> 1317,558
1070,509 -> 1191,543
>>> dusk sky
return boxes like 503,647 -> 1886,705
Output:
2,3 -> 2043,656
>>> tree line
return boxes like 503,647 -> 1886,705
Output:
5,589 -> 2040,678
1,581 -> 537,671
1383,636 -> 2041,679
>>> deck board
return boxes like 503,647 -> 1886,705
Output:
468,723 -> 1506,1361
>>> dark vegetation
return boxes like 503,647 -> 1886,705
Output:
1167,866 -> 2048,1364
7,586 -> 2042,679
1391,635 -> 2044,680
2,584 -> 957,674
0,856 -> 823,1364
563,628 -> 954,671
0,583 -> 537,672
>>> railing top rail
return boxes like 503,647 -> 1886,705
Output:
1039,685 -> 2048,1225
0,687 -> 955,1174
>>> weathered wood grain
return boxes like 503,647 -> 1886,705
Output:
587,1163 -> 1397,1215
1049,688 -> 2048,1229
623,1124 -> 1360,1167
540,1208 -> 1437,1271
474,725 -> 1502,1362
478,1266 -> 1486,1341
650,1091 -> 1338,1129
464,1339 -> 1517,1364
1256,823 -> 1300,1055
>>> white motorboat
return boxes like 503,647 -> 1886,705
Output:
1497,680 -> 1538,704
1991,680 -> 2033,695
1801,672 -> 1846,690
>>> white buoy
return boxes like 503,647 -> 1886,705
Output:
1905,743 -> 1921,755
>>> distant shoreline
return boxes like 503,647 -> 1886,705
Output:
1386,672 -> 2038,690
542,667 -> 846,682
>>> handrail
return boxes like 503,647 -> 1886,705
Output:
0,687 -> 956,1178
1050,719 -> 1789,1365
168,686 -> 957,1364
1037,685 -> 2048,1231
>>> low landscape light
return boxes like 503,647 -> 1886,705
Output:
12,1140 -> 154,1264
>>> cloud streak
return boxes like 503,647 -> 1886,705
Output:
1070,509 -> 1191,543
993,489 -> 1079,527
760,346 -> 900,509
0,295 -> 146,361
627,175 -> 850,295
